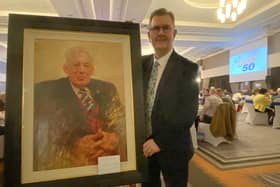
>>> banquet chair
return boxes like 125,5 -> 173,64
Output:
241,99 -> 252,114
245,102 -> 268,125
272,99 -> 280,129
0,111 -> 4,159
198,102 -> 236,147
198,122 -> 231,147
190,124 -> 198,149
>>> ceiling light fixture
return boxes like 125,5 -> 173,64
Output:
217,0 -> 247,23
183,0 -> 218,9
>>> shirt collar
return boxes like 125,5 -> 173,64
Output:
153,49 -> 173,67
70,82 -> 89,96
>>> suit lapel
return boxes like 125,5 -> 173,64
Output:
52,78 -> 86,123
143,56 -> 154,94
88,81 -> 97,99
154,51 -> 178,105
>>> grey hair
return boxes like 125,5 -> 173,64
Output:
64,46 -> 93,65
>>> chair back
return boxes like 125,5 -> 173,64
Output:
210,102 -> 236,141
241,99 -> 252,114
245,102 -> 268,125
272,99 -> 280,128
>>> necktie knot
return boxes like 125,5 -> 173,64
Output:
154,60 -> 160,68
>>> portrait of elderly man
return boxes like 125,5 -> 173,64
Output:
33,46 -> 127,170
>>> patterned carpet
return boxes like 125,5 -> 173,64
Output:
189,154 -> 280,187
251,172 -> 280,187
197,113 -> 280,169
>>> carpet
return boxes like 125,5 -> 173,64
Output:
189,154 -> 280,187
197,113 -> 280,169
251,172 -> 280,187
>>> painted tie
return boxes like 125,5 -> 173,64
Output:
78,88 -> 95,112
145,61 -> 159,134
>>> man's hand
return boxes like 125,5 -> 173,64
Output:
143,139 -> 160,157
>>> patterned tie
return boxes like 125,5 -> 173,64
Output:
145,61 -> 159,134
78,88 -> 95,112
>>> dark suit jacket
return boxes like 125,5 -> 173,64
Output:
34,77 -> 126,170
142,50 -> 199,156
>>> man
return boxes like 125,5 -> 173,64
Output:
34,46 -> 126,170
142,8 -> 199,187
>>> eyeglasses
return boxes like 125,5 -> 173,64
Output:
148,25 -> 173,33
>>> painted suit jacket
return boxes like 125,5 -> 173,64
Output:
33,77 -> 126,170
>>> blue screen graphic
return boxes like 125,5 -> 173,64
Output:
229,47 -> 267,75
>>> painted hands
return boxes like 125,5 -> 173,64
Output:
73,129 -> 120,165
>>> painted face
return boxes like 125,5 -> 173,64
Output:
63,52 -> 94,88
148,15 -> 177,57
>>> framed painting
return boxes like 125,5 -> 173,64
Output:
5,14 -> 147,187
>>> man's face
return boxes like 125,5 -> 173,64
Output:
64,52 -> 94,88
148,15 -> 176,56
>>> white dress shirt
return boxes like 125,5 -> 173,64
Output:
152,49 -> 173,99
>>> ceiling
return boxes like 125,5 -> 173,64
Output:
1,0 -> 280,62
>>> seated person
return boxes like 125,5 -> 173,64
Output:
0,99 -> 4,134
199,88 -> 209,105
199,89 -> 223,124
270,88 -> 280,108
216,88 -> 233,104
253,88 -> 274,125
232,91 -> 243,104
250,88 -> 260,99
272,88 -> 280,101
0,99 -> 4,118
